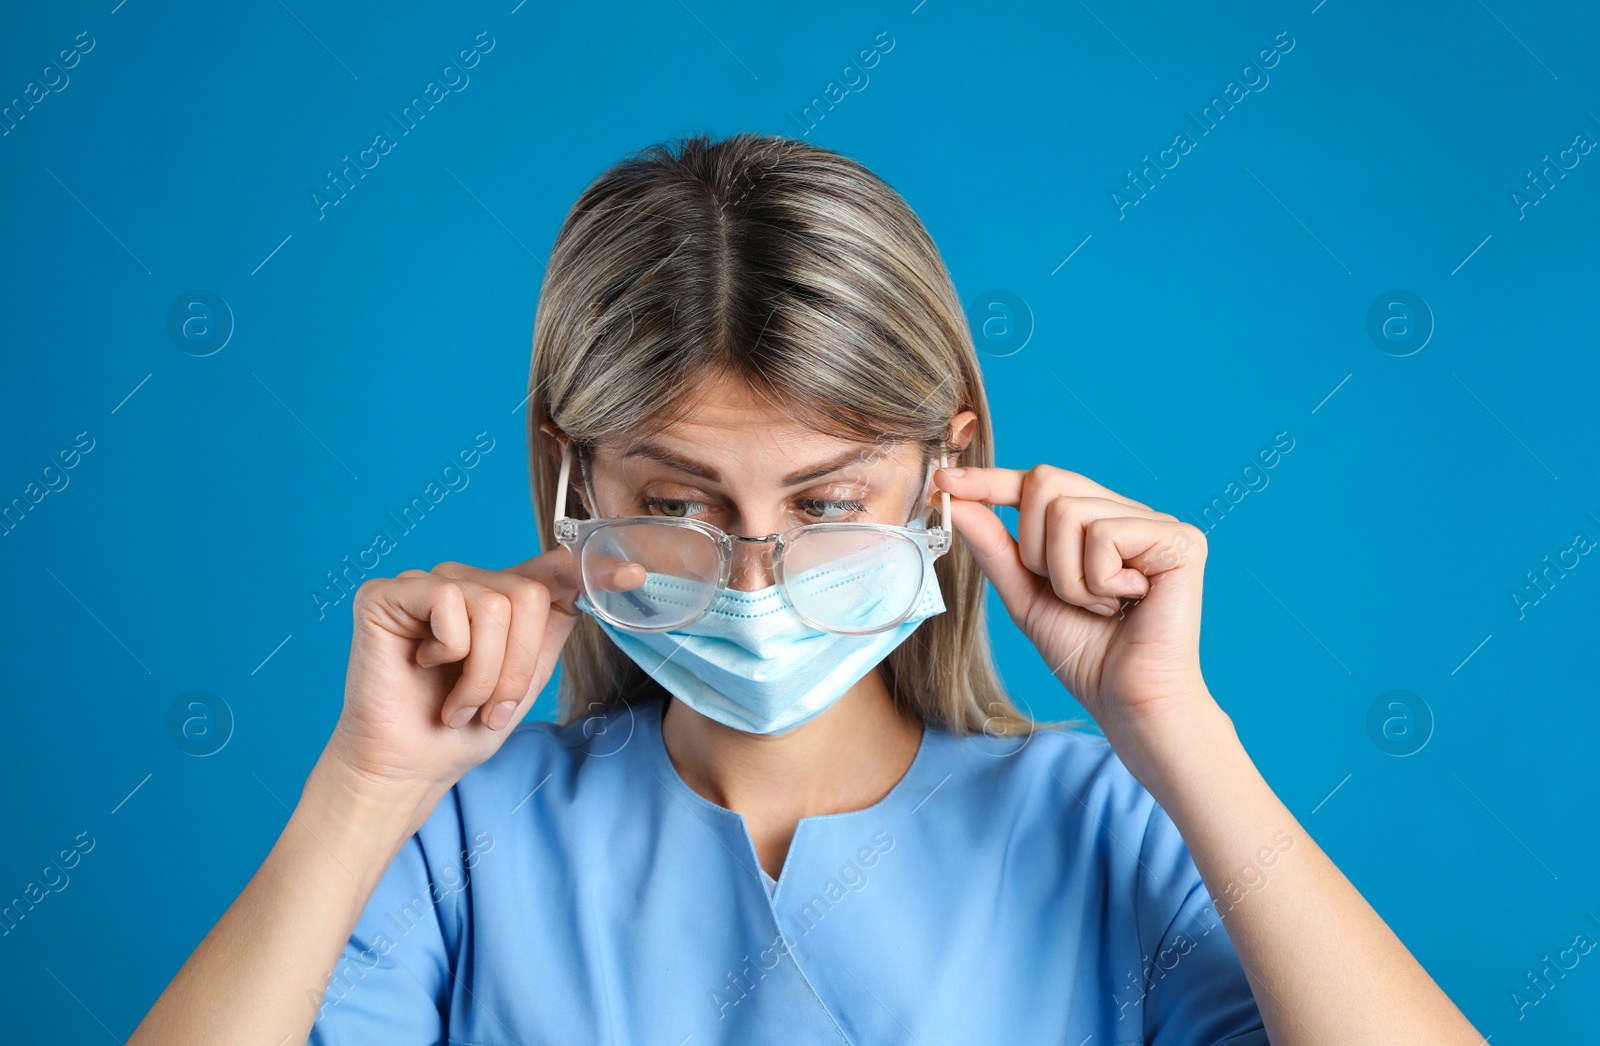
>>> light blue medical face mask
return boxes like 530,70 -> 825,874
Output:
575,517 -> 947,736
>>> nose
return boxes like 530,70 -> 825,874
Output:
725,535 -> 777,591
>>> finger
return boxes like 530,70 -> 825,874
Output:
1091,516 -> 1205,579
419,562 -> 473,668
935,464 -> 1152,513
1034,496 -> 1160,613
356,575 -> 474,673
1008,468 -> 1166,589
942,495 -> 1050,627
439,582 -> 512,729
1081,517 -> 1158,605
583,551 -> 648,594
501,546 -> 585,605
513,544 -> 650,612
423,562 -> 583,728
1043,506 -> 1155,617
416,563 -> 477,666
483,577 -> 553,729
1083,518 -> 1203,644
438,550 -> 638,618
424,581 -> 472,667
394,567 -> 441,652
508,586 -> 586,729
1022,493 -> 1160,578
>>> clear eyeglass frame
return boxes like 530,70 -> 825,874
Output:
550,437 -> 953,636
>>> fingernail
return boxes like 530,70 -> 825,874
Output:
489,700 -> 519,730
447,705 -> 477,729
1089,602 -> 1117,616
939,467 -> 965,477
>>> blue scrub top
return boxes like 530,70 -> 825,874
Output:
308,693 -> 1268,1045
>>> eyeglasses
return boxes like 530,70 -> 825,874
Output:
551,438 -> 952,635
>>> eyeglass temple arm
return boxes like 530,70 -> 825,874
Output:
929,450 -> 953,554
554,438 -> 572,525
937,451 -> 952,523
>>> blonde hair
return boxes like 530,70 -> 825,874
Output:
526,130 -> 1044,737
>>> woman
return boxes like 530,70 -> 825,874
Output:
131,132 -> 1481,1044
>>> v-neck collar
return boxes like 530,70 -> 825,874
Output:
643,694 -> 936,821
641,692 -> 941,917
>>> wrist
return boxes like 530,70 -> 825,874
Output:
304,750 -> 448,844
1101,693 -> 1244,808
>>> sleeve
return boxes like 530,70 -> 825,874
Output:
1136,801 -> 1270,1046
306,790 -> 466,1045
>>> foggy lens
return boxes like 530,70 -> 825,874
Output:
784,528 -> 924,633
582,522 -> 721,628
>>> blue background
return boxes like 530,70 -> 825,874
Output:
3,0 -> 1596,1040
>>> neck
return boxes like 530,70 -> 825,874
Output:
659,668 -> 924,872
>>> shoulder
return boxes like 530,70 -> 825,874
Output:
928,720 -> 1200,904
936,721 -> 1160,836
418,699 -> 658,840
401,703 -> 655,905
463,713 -> 594,790
452,702 -> 646,807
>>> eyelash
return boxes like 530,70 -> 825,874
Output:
641,497 -> 866,521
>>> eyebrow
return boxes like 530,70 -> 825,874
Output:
619,440 -> 883,487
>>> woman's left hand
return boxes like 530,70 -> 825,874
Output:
934,464 -> 1213,739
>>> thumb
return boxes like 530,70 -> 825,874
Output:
944,496 -> 1046,623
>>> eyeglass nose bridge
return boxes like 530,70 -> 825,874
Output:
716,531 -> 788,592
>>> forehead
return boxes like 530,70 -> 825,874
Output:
590,432 -> 920,489
589,375 -> 923,487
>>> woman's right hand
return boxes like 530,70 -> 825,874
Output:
323,548 -> 589,805
128,545 -> 615,1046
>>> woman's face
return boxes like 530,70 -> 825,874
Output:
564,376 -> 955,592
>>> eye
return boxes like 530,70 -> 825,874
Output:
642,496 -> 707,518
799,498 -> 865,521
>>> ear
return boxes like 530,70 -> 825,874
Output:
945,410 -> 979,462
924,411 -> 978,519
537,421 -> 568,469
540,421 -> 599,518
